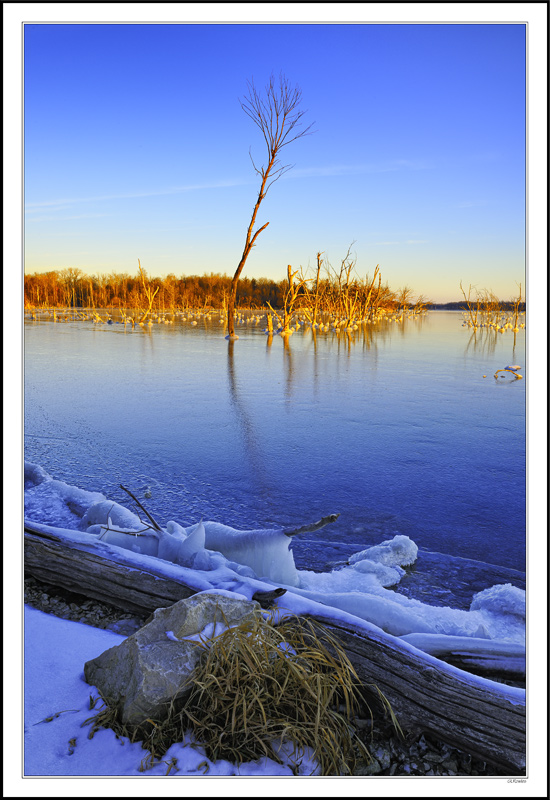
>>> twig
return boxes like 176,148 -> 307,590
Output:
493,368 -> 522,380
283,513 -> 340,538
119,484 -> 162,531
97,523 -> 159,540
252,587 -> 287,607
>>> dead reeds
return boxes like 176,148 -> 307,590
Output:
460,281 -> 525,333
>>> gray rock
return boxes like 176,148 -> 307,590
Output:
424,750 -> 443,763
371,745 -> 391,770
354,759 -> 382,775
84,592 -> 261,729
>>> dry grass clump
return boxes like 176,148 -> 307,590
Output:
182,612 -> 375,774
84,611 -> 399,775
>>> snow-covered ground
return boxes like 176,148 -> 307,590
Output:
12,607 -> 544,798
23,604 -> 320,778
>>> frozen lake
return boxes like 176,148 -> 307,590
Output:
24,310 -> 526,606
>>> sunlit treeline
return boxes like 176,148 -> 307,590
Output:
23,267 -> 281,311
24,257 -> 423,319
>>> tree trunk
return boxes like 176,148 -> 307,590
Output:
227,181 -> 271,338
24,521 -> 525,774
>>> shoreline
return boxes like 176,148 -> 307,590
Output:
24,575 -> 513,778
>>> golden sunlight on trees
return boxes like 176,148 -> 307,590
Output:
24,263 -> 524,332
226,73 -> 314,339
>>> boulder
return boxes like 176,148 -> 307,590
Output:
84,591 -> 261,729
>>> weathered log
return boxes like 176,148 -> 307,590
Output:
307,617 -> 525,775
24,523 -> 196,614
24,521 -> 525,774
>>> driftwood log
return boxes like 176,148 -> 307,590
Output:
24,521 -> 525,774
309,618 -> 525,775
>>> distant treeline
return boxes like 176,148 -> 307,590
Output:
24,268 -> 287,310
428,301 -> 526,311
23,267 -> 524,314
23,265 -> 410,313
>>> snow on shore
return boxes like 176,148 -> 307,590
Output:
24,605 -> 316,778
15,462 -> 538,794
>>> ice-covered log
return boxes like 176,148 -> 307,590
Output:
24,520 -> 197,614
23,521 -> 286,613
399,633 -> 525,678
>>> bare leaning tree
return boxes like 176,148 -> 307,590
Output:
226,74 -> 314,339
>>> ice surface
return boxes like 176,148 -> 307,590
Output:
24,312 -> 526,572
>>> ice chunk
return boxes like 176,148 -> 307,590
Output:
165,520 -> 188,538
353,559 -> 406,586
468,584 -> 526,642
158,520 -> 206,565
24,461 -> 50,488
175,521 -> 206,564
348,534 -> 418,567
80,500 -> 144,532
157,528 -> 185,563
470,583 -> 525,620
203,522 -> 300,586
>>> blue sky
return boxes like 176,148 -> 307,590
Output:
23,21 -> 527,302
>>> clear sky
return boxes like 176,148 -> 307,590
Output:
22,17 -> 527,303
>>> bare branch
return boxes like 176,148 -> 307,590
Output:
119,484 -> 162,532
283,513 -> 340,538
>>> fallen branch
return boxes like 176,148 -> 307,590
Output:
283,513 -> 340,537
251,587 -> 287,607
119,484 -> 162,531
